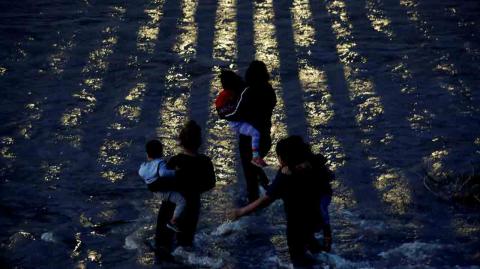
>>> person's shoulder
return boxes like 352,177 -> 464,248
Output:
311,153 -> 327,166
197,153 -> 213,163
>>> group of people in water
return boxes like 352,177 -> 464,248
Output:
138,60 -> 334,267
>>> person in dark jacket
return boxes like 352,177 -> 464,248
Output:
231,136 -> 334,267
225,60 -> 277,202
147,120 -> 216,261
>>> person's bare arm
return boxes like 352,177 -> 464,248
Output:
230,195 -> 273,220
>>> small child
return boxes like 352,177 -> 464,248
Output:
215,69 -> 268,167
138,139 -> 184,232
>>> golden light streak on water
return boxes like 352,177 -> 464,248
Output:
155,0 -> 197,155
425,149 -> 450,178
399,0 -> 434,41
324,0 -> 384,130
291,0 -> 315,48
48,34 -> 76,75
324,0 -> 414,212
399,1 -> 474,108
253,0 -> 288,164
451,217 -> 480,238
7,231 -> 34,250
16,102 -> 41,139
41,162 -> 63,181
0,66 -> 6,75
296,61 -> 334,141
71,232 -> 82,258
0,137 -> 16,160
212,0 -> 237,62
17,30 -> 79,139
87,250 -> 102,263
291,0 -> 352,209
365,0 -> 394,40
374,170 -> 412,214
58,8 -> 124,148
204,0 -> 238,185
173,0 -> 198,60
137,0 -> 164,53
99,1 -> 165,182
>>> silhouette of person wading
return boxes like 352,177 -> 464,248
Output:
224,60 -> 277,202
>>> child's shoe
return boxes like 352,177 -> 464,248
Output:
166,222 -> 181,233
251,157 -> 268,167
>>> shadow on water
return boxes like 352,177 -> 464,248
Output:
4,0 -> 126,186
0,0 -> 119,216
187,0 -> 218,128
301,0 -> 394,260
415,0 -> 480,107
308,1 -> 385,209
137,0 -> 183,133
0,0 -> 46,64
381,0 -> 480,166
0,1 -> 88,127
0,1 -> 150,268
272,0 -> 309,138
345,0 -> 458,245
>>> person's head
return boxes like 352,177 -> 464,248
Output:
146,139 -> 163,159
179,120 -> 202,153
245,60 -> 270,86
276,135 -> 311,170
220,69 -> 244,93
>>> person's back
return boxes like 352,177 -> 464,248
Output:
234,82 -> 276,135
168,153 -> 215,198
223,62 -> 277,135
217,69 -> 269,167
151,120 -> 216,255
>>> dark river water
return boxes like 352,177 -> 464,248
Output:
1,0 -> 479,268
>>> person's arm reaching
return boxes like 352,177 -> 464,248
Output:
230,195 -> 274,220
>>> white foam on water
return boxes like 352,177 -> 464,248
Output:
265,255 -> 294,269
172,247 -> 223,268
211,219 -> 247,236
123,233 -> 139,250
378,241 -> 446,262
357,219 -> 386,234
40,232 -> 56,243
315,252 -> 372,269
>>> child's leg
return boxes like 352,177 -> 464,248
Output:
169,193 -> 186,223
237,122 -> 261,154
237,122 -> 268,167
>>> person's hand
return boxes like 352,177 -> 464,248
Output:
295,161 -> 312,171
281,166 -> 291,175
228,209 -> 242,220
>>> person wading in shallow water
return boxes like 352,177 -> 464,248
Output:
224,60 -> 277,202
231,136 -> 334,267
147,120 -> 216,262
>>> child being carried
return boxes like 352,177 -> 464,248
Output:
215,70 -> 268,167
138,139 -> 184,232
